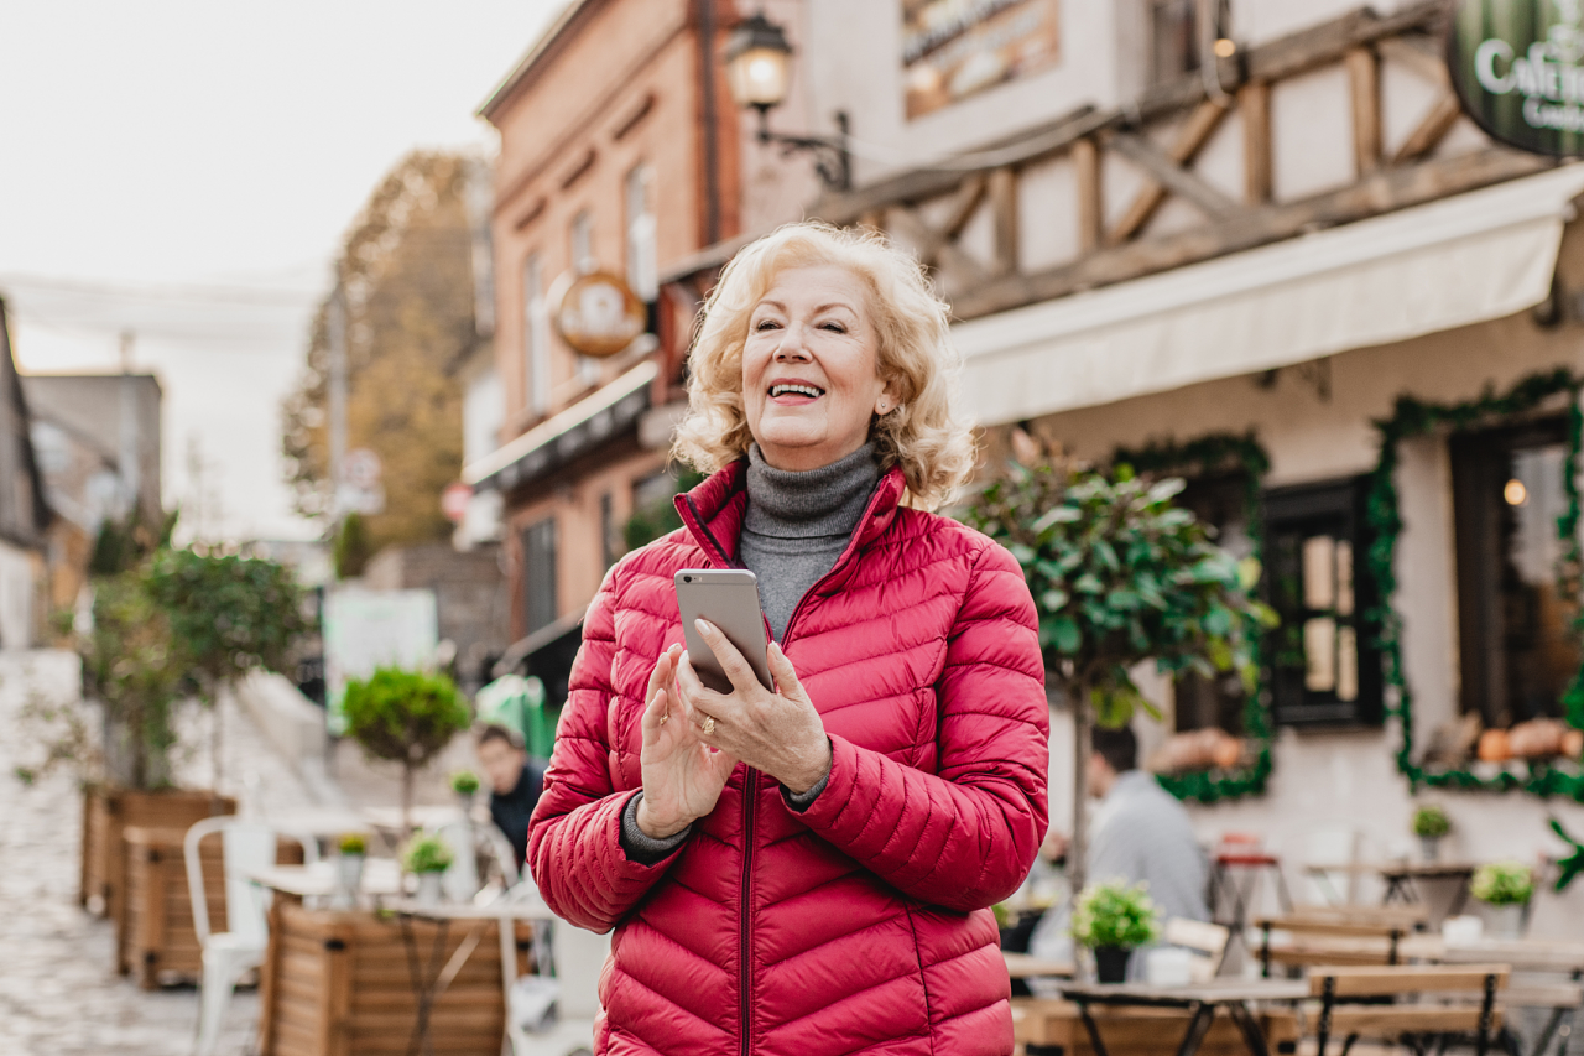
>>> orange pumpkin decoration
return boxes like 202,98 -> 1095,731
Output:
1478,729 -> 1511,762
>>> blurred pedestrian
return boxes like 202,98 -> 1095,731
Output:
528,222 -> 1049,1055
475,723 -> 544,870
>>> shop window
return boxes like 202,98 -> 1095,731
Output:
1173,471 -> 1255,735
1450,419 -> 1580,730
522,516 -> 558,636
570,209 -> 600,385
524,253 -> 551,416
1266,477 -> 1383,727
600,490 -> 618,571
1148,0 -> 1230,86
625,164 -> 657,303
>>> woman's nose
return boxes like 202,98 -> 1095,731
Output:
774,330 -> 811,361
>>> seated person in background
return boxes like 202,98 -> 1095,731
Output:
475,723 -> 545,870
1031,725 -> 1209,972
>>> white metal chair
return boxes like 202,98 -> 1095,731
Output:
184,817 -> 318,1056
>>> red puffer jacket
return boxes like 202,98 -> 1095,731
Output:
527,459 -> 1049,1056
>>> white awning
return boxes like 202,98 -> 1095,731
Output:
464,359 -> 657,490
955,164 -> 1584,426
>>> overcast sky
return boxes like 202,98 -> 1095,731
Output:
0,0 -> 566,542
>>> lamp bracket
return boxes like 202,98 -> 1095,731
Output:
755,109 -> 852,192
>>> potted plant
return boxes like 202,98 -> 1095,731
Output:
402,833 -> 454,907
1472,861 -> 1532,939
1071,880 -> 1161,983
145,547 -> 310,792
341,668 -> 470,834
451,769 -> 481,803
963,450 -> 1272,895
1412,804 -> 1453,862
334,833 -> 368,907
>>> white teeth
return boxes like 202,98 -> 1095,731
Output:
770,384 -> 823,398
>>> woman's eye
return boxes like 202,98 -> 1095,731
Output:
754,319 -> 780,331
820,322 -> 846,333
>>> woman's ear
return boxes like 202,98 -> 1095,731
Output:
874,377 -> 901,416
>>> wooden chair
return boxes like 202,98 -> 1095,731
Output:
1307,964 -> 1509,1056
1257,905 -> 1429,977
1164,917 -> 1232,980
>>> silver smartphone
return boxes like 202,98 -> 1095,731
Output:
674,568 -> 773,695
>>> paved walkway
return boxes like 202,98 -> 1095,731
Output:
0,650 -> 322,1056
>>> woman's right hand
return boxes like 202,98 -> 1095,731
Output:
635,644 -> 737,839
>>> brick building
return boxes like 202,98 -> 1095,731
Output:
465,0 -> 743,696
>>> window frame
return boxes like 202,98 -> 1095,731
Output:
521,515 -> 558,637
523,252 -> 551,417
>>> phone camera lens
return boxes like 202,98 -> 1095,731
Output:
683,576 -> 692,582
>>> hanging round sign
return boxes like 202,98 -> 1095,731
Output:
548,269 -> 647,359
1449,0 -> 1584,156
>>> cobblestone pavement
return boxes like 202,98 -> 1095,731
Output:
0,650 -> 324,1056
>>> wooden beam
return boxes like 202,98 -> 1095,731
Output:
1241,82 -> 1273,204
1108,101 -> 1230,244
949,149 -> 1551,322
988,166 -> 1019,275
1109,125 -> 1236,225
938,174 -> 989,243
1073,137 -> 1104,253
1346,46 -> 1383,177
1393,93 -> 1464,164
888,206 -> 989,285
1378,35 -> 1450,88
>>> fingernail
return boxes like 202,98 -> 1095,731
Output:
694,618 -> 708,634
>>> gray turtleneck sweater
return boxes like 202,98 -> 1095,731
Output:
618,442 -> 881,864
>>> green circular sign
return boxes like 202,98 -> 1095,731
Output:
1450,0 -> 1584,156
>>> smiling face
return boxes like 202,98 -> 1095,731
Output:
741,265 -> 896,472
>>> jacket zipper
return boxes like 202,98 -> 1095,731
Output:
739,769 -> 757,1056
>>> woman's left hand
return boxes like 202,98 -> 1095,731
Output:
675,619 -> 831,795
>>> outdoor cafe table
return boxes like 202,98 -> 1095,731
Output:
1056,979 -> 1310,1056
1004,952 -> 1075,978
1303,861 -> 1478,916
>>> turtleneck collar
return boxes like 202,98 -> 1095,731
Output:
743,441 -> 882,539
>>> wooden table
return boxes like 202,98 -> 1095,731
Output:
1057,979 -> 1310,1056
1304,861 -> 1478,915
248,860 -> 403,902
1398,935 -> 1584,971
1004,952 -> 1074,978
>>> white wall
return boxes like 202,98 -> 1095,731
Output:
0,542 -> 37,651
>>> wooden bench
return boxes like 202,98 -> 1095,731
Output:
1257,906 -> 1429,976
1308,964 -> 1509,1056
1012,998 -> 1300,1056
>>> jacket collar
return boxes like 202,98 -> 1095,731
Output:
674,456 -> 908,574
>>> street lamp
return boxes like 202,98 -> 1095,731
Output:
722,10 -> 852,193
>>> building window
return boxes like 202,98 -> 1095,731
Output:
1148,0 -> 1229,86
625,164 -> 657,303
570,209 -> 599,384
600,490 -> 618,571
524,253 -> 551,416
1266,477 -> 1383,727
521,516 -> 558,636
1173,471 -> 1256,735
1450,419 -> 1580,730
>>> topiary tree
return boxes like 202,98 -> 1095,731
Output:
82,572 -> 186,790
962,452 -> 1271,895
146,548 -> 311,790
341,667 -> 470,834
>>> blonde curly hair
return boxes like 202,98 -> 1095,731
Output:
671,222 -> 976,510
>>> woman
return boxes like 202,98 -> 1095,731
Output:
528,223 -> 1049,1056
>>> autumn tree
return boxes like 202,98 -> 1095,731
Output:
282,151 -> 483,551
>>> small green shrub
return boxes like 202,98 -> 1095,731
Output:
450,770 -> 481,796
338,833 -> 367,856
1472,861 -> 1532,906
1412,804 -> 1452,839
1070,880 -> 1161,949
402,833 -> 453,875
342,667 -> 470,833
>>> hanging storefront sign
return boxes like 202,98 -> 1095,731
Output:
549,269 -> 647,359
902,0 -> 1060,120
1449,0 -> 1584,156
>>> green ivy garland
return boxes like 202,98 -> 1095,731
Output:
1364,367 -> 1584,799
1111,432 -> 1274,803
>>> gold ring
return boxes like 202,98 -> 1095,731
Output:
659,715 -> 669,726
701,715 -> 716,735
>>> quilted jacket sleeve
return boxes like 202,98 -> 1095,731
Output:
792,540 -> 1049,912
526,570 -> 681,933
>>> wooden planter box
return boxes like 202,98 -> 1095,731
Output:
79,786 -> 236,922
118,825 -> 304,989
258,900 -> 526,1056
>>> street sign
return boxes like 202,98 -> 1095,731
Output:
342,447 -> 381,489
549,269 -> 647,358
335,483 -> 384,516
442,482 -> 472,522
1449,0 -> 1584,157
